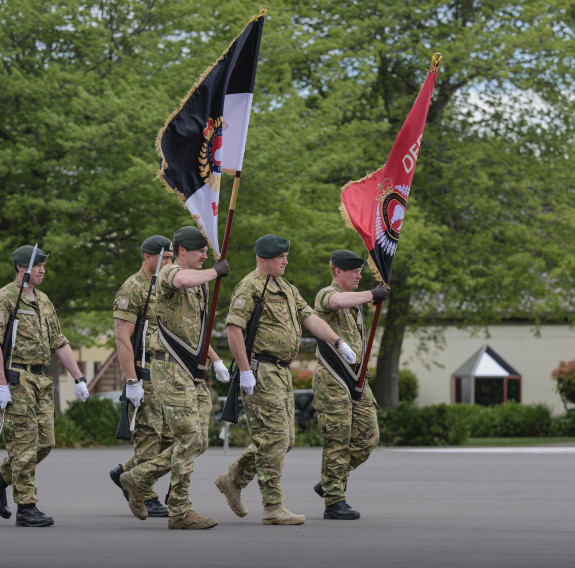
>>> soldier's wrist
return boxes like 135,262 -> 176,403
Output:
74,376 -> 87,385
334,337 -> 343,349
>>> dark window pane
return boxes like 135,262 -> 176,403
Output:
475,377 -> 504,406
507,378 -> 521,402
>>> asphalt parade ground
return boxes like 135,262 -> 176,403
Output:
0,445 -> 574,568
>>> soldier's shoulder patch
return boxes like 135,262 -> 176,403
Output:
323,286 -> 336,292
233,297 -> 246,310
117,297 -> 129,310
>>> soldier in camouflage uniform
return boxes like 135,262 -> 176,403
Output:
120,227 -> 229,530
215,234 -> 358,526
0,245 -> 89,527
108,235 -> 174,517
312,250 -> 389,520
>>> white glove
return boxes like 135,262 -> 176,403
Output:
213,360 -> 230,383
74,381 -> 89,402
126,382 -> 145,407
0,385 -> 11,410
338,341 -> 357,365
239,370 -> 256,395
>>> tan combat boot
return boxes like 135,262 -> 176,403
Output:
119,472 -> 147,520
168,509 -> 218,530
262,504 -> 305,525
215,473 -> 248,517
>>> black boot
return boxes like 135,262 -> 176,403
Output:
145,497 -> 169,517
16,504 -> 54,527
0,473 -> 11,519
324,501 -> 360,520
313,481 -> 325,498
109,464 -> 129,501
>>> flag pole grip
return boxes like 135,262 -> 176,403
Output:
356,300 -> 383,391
200,171 -> 241,366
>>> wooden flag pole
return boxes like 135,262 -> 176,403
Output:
201,170 -> 241,366
355,300 -> 383,392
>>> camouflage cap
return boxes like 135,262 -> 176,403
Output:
12,245 -> 49,267
254,234 -> 290,258
140,235 -> 172,254
173,226 -> 208,251
331,249 -> 365,270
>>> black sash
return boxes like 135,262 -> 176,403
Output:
157,284 -> 208,381
315,306 -> 367,403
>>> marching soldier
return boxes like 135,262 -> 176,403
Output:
312,250 -> 388,519
215,234 -> 357,525
0,245 -> 89,527
109,235 -> 174,517
119,227 -> 229,530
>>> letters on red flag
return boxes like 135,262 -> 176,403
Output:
340,54 -> 442,284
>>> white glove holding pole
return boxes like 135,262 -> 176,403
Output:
74,381 -> 89,402
0,385 -> 11,410
240,370 -> 256,395
213,360 -> 230,383
338,341 -> 357,365
126,382 -> 145,407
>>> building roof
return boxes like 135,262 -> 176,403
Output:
452,344 -> 520,378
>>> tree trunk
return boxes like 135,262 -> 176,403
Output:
374,270 -> 412,408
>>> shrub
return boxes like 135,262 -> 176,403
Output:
398,369 -> 419,404
54,414 -> 86,448
549,411 -> 575,436
551,359 -> 575,411
379,402 -> 467,446
64,397 -> 123,446
292,368 -> 313,389
294,420 -> 323,447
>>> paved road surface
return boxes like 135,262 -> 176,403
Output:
0,445 -> 574,568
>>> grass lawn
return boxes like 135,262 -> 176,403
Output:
465,437 -> 575,446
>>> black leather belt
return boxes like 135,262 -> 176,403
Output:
153,350 -> 178,363
253,354 -> 291,368
11,363 -> 45,375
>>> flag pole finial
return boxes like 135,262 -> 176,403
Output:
430,52 -> 442,74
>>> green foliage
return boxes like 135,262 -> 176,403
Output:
294,421 -> 324,447
379,402 -> 468,446
54,414 -> 86,448
449,402 -> 552,438
551,360 -> 575,411
292,368 -> 314,390
63,397 -> 123,446
549,411 -> 575,437
398,369 -> 419,404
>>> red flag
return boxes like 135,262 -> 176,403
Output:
340,53 -> 442,284
156,9 -> 266,257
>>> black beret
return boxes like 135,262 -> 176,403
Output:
331,249 -> 365,270
254,234 -> 290,258
12,245 -> 49,267
173,226 -> 208,250
140,235 -> 172,254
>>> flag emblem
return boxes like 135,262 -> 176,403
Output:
199,117 -> 223,191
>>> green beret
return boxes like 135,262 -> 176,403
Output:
331,249 -> 365,270
173,226 -> 208,250
12,245 -> 49,267
140,235 -> 172,254
254,234 -> 290,258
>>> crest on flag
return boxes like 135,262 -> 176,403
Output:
156,9 -> 266,257
340,53 -> 442,285
199,117 -> 223,191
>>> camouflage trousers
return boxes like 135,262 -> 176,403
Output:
312,366 -> 379,507
130,359 -> 211,517
122,377 -> 175,501
228,362 -> 294,507
0,371 -> 55,505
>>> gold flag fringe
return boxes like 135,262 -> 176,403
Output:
430,52 -> 442,74
155,7 -> 268,259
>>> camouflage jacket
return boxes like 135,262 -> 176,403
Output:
153,262 -> 208,350
314,281 -> 364,361
226,268 -> 314,363
0,280 -> 68,366
113,267 -> 157,356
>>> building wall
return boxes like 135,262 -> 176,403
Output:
58,345 -> 112,412
398,324 -> 575,415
